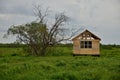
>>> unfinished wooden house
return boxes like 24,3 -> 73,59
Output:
72,29 -> 101,56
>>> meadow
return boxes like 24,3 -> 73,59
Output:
0,44 -> 120,80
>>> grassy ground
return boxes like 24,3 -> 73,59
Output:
0,45 -> 120,80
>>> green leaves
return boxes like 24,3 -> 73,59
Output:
7,22 -> 49,56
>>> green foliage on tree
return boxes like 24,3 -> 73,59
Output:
7,5 -> 70,56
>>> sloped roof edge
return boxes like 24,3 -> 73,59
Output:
72,29 -> 101,41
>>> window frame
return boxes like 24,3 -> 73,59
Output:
80,41 -> 92,48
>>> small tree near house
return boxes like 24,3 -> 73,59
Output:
7,5 -> 72,56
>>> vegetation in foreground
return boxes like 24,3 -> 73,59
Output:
0,44 -> 120,80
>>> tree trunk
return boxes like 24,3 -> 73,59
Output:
40,46 -> 47,56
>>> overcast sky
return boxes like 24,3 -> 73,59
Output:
0,0 -> 120,44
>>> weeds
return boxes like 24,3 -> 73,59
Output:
0,45 -> 120,80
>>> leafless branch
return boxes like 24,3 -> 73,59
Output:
34,5 -> 50,23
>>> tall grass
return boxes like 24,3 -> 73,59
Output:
0,44 -> 120,80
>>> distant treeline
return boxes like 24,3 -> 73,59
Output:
0,43 -> 120,48
0,43 -> 26,48
0,43 -> 72,48
100,44 -> 120,49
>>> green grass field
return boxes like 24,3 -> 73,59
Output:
0,45 -> 120,80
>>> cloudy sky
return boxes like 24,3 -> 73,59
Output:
0,0 -> 120,44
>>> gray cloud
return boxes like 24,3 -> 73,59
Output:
0,0 -> 120,44
0,0 -> 34,16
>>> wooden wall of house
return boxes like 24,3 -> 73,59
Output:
73,39 -> 100,55
73,39 -> 80,54
92,40 -> 100,54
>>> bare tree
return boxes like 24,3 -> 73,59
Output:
7,5 -> 76,56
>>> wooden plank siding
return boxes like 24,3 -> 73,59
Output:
72,30 -> 101,56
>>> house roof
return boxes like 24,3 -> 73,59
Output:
72,29 -> 101,41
